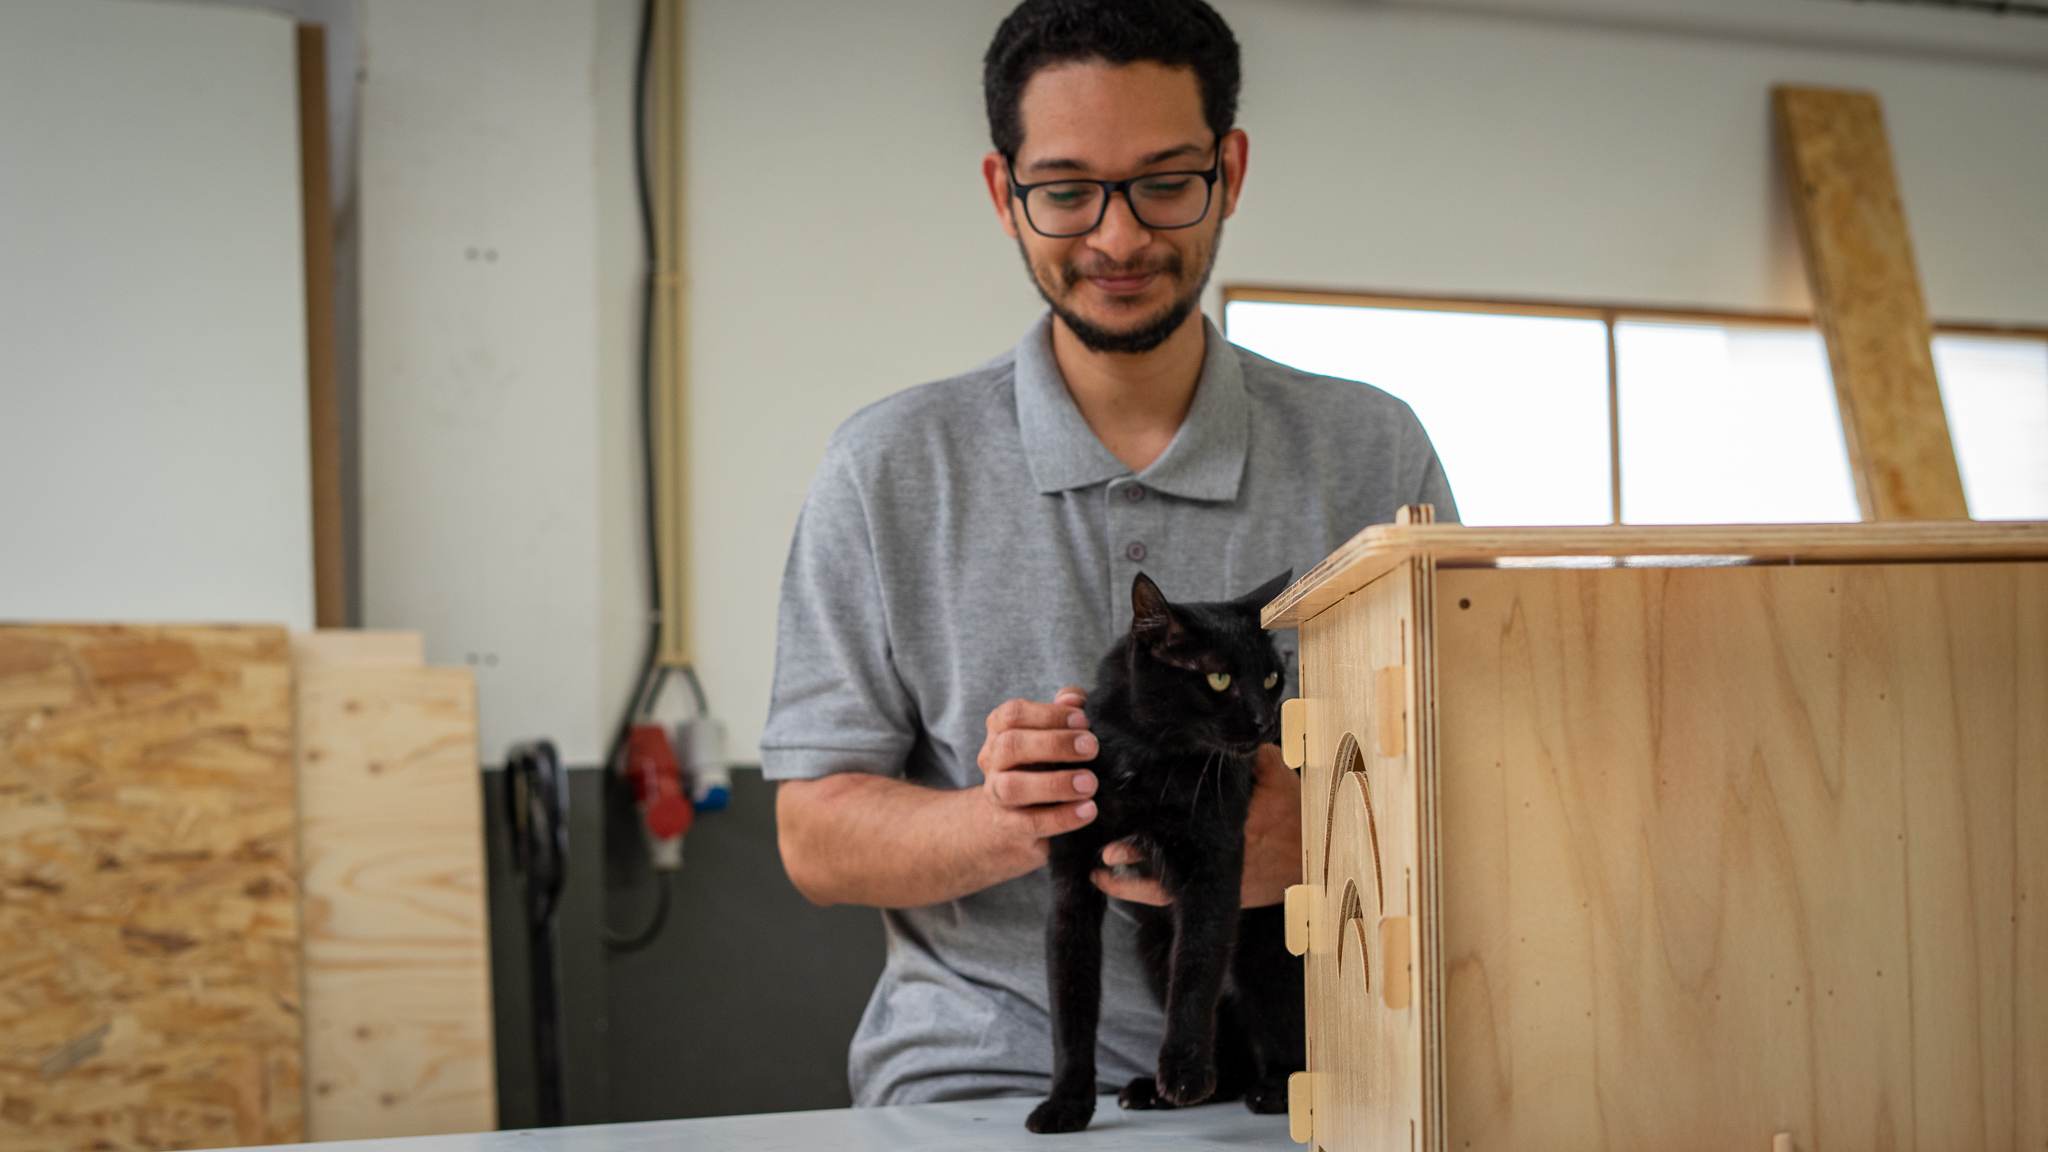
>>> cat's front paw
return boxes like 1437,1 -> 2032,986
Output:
1118,1076 -> 1169,1110
1026,1094 -> 1095,1134
1243,1077 -> 1290,1114
1154,1051 -> 1217,1107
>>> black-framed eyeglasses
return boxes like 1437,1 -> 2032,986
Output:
1006,148 -> 1223,239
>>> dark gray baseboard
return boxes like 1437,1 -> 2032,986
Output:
481,764 -> 886,1125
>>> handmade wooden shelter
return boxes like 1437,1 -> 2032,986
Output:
1274,510 -> 2048,1152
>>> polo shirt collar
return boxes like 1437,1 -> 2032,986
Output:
1013,311 -> 1250,502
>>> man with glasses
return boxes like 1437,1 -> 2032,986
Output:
764,0 -> 1457,1111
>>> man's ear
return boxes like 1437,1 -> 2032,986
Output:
1232,569 -> 1293,613
1131,573 -> 1181,642
982,151 -> 1021,240
1219,128 -> 1249,220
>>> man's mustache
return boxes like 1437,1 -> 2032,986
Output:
1060,252 -> 1184,290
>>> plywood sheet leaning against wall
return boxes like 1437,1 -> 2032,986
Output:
293,631 -> 496,1138
1774,85 -> 1968,522
0,625 -> 303,1151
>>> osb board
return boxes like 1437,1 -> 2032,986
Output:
1298,567 -> 1430,1152
294,651 -> 495,1139
1775,87 -> 1967,522
1433,562 -> 2047,1152
1261,519 -> 2048,629
0,625 -> 302,1150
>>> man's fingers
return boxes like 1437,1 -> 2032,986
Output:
986,727 -> 1097,773
1053,686 -> 1088,708
985,697 -> 1090,737
989,766 -> 1097,808
992,798 -> 1098,838
1091,868 -> 1172,906
1099,841 -> 1144,867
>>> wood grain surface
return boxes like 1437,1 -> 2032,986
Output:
288,630 -> 422,673
1263,519 -> 2048,628
0,625 -> 302,1151
293,633 -> 495,1139
1432,562 -> 2046,1151
1775,86 -> 1967,522
1298,568 -> 1433,1152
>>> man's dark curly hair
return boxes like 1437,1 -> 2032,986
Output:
983,0 -> 1241,159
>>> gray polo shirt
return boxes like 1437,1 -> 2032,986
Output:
762,311 -> 1457,1106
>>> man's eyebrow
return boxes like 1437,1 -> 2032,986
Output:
1022,143 -> 1209,175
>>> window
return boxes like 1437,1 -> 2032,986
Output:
1615,322 -> 1857,525
1224,289 -> 2048,526
1933,334 -> 2048,522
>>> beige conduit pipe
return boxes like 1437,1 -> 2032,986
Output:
649,0 -> 691,668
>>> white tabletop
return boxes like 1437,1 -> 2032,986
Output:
248,1097 -> 1295,1152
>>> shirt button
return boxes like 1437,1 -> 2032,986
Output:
1126,542 -> 1147,562
1125,485 -> 1145,503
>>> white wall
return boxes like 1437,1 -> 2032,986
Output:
359,0 -> 623,765
0,0 -> 313,631
354,0 -> 2048,766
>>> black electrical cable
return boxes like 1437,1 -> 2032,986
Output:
606,0 -> 666,780
604,869 -> 674,952
601,0 -> 686,956
504,740 -> 570,1125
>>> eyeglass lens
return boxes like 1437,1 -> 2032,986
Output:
1023,172 -> 1213,238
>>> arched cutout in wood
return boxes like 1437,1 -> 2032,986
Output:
1337,878 -> 1371,992
1320,733 -> 1386,915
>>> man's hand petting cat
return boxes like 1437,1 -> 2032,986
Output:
1090,744 -> 1302,908
975,688 -> 1101,844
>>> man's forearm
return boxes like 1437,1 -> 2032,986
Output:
777,772 -> 1048,908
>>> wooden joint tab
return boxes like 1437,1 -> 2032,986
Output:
1374,666 -> 1407,759
1280,697 -> 1311,768
1288,1071 -> 1312,1144
1380,915 -> 1412,1010
1284,884 -> 1315,956
1773,1133 -> 1794,1152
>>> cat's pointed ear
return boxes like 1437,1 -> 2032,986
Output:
1233,569 -> 1295,613
1131,573 -> 1182,643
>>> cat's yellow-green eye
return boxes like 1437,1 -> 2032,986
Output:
1263,672 -> 1279,690
1207,672 -> 1231,692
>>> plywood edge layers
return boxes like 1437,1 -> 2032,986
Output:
1263,520 -> 2048,629
1412,554 -> 1447,1152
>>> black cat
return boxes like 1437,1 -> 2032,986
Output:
1026,571 -> 1306,1135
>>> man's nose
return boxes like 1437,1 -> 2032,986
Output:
1087,190 -> 1152,262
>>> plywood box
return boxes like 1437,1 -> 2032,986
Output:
1270,515 -> 2048,1152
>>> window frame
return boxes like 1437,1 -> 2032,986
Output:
1221,284 -> 2048,525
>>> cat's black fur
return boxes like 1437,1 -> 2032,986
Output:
1026,571 -> 1307,1135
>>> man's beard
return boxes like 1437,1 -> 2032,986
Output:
1020,223 -> 1222,355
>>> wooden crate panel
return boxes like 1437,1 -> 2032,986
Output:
1433,562 -> 2047,1152
295,658 -> 495,1139
1299,568 -> 1429,1152
0,625 -> 302,1151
